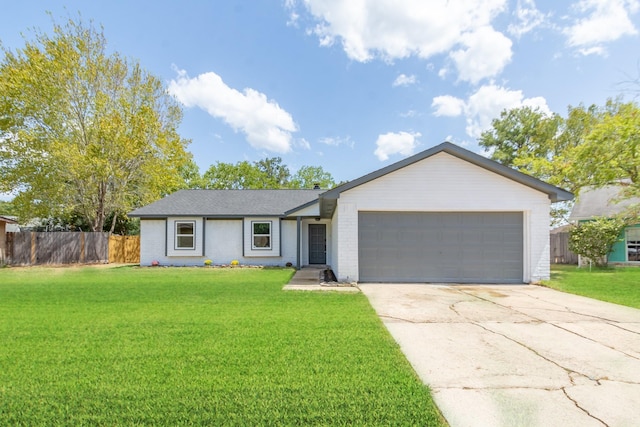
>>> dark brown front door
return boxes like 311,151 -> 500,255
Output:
309,224 -> 326,264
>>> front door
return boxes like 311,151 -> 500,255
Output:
309,224 -> 326,264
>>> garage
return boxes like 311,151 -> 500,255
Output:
358,211 -> 523,283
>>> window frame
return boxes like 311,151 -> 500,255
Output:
626,227 -> 640,262
251,220 -> 272,250
175,220 -> 196,250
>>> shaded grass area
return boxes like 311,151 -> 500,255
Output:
544,264 -> 640,309
0,267 -> 445,426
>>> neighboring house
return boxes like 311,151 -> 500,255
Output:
0,215 -> 18,264
569,184 -> 640,264
129,142 -> 573,284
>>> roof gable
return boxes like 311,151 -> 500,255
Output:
318,142 -> 573,217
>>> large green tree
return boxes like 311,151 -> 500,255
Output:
202,160 -> 267,189
478,106 -> 563,169
478,101 -> 637,194
478,100 -> 640,225
201,158 -> 335,189
573,101 -> 640,197
0,17 -> 190,231
290,165 -> 336,189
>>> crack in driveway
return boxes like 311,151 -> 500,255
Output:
362,284 -> 640,427
562,387 -> 609,426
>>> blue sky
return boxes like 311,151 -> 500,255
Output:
1,0 -> 640,186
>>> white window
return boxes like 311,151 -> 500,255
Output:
252,221 -> 271,249
627,228 -> 640,262
175,221 -> 195,250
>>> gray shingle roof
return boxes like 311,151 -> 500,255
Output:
569,184 -> 640,221
129,189 -> 323,218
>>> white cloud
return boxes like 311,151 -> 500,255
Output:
432,95 -> 466,117
392,73 -> 417,87
290,0 -> 512,82
374,131 -> 420,161
508,0 -> 547,37
564,0 -> 639,55
318,136 -> 354,148
168,68 -> 297,153
432,84 -> 551,138
399,109 -> 419,118
449,26 -> 513,83
296,138 -> 311,150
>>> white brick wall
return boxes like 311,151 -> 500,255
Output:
140,218 -> 297,267
333,152 -> 551,283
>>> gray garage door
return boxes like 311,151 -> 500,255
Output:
358,212 -> 523,283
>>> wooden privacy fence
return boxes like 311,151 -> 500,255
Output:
4,232 -> 139,265
550,231 -> 578,265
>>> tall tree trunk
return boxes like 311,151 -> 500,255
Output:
109,211 -> 118,234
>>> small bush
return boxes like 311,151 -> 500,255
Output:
204,259 -> 212,266
569,217 -> 626,267
230,260 -> 239,266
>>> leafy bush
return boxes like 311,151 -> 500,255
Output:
569,217 -> 626,267
230,260 -> 239,266
203,259 -> 212,266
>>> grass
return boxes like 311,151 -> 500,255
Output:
0,266 -> 445,426
544,264 -> 640,309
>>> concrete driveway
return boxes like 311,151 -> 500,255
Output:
360,284 -> 640,427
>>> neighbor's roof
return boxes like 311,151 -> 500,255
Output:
128,189 -> 323,218
0,215 -> 17,224
317,141 -> 574,218
569,184 -> 640,221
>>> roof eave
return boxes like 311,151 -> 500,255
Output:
321,141 -> 574,204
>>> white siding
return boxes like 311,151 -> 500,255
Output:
287,202 -> 320,217
140,219 -> 166,265
207,219 -> 243,264
333,152 -> 551,283
140,217 -> 297,267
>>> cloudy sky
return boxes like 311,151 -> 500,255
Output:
1,0 -> 639,184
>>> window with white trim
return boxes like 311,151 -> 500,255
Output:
175,221 -> 195,250
627,228 -> 640,261
252,221 -> 271,249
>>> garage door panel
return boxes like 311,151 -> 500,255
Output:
358,212 -> 523,283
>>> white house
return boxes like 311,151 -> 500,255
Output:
129,142 -> 573,283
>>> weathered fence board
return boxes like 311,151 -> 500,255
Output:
550,232 -> 578,265
4,232 -> 129,265
85,233 -> 110,263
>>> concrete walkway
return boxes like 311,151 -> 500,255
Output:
360,284 -> 640,427
283,267 -> 359,292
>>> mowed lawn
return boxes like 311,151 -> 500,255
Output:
545,264 -> 640,309
0,266 -> 445,426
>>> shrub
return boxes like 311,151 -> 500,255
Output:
151,260 -> 160,267
230,260 -> 239,266
569,217 -> 626,267
204,259 -> 213,266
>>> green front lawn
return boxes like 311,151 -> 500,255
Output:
544,264 -> 640,309
0,266 -> 445,426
